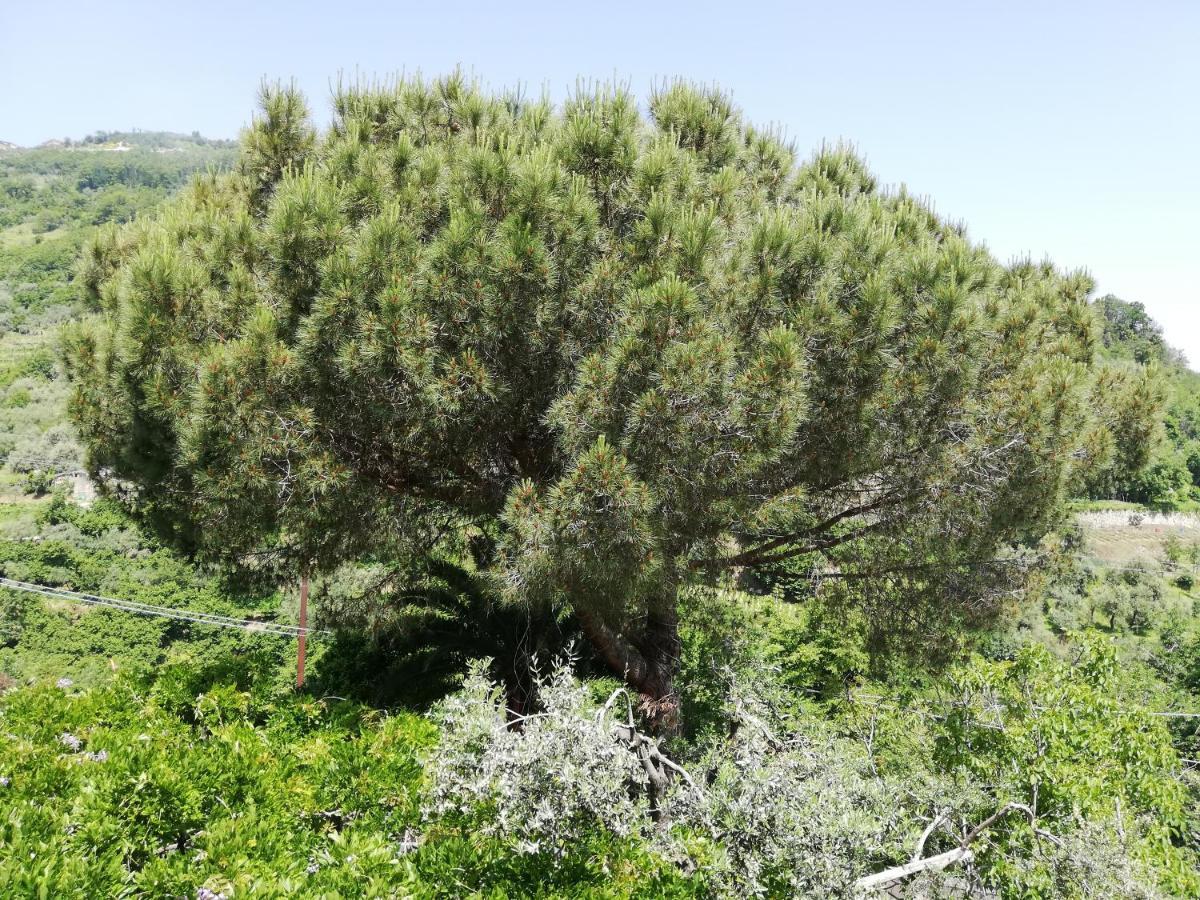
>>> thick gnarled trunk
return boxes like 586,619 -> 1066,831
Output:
575,603 -> 682,736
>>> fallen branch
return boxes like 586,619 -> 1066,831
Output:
598,687 -> 703,801
611,721 -> 703,800
596,687 -> 636,730
855,847 -> 975,892
910,808 -> 951,864
962,802 -> 1063,850
854,801 -> 1062,893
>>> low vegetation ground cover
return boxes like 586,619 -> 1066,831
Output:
1,492 -> 1199,897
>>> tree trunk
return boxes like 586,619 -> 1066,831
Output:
634,606 -> 682,736
575,602 -> 682,737
501,605 -> 552,727
503,666 -> 531,725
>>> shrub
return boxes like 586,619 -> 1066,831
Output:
428,660 -> 938,897
426,660 -> 652,852
670,685 -> 910,899
934,640 -> 1197,897
0,666 -> 435,898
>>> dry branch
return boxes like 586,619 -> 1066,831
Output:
854,801 -> 1062,894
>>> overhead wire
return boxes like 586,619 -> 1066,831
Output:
0,576 -> 327,639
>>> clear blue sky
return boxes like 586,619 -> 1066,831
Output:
2,0 -> 1197,366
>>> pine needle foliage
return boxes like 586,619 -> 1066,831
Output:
63,75 -> 1157,731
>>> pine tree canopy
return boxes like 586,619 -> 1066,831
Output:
63,76 -> 1160,730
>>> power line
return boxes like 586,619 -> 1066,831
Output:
0,576 -> 327,639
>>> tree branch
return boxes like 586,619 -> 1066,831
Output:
741,520 -> 890,568
911,808 -> 951,864
854,801 -> 1062,893
691,519 -> 891,573
855,847 -> 975,893
715,494 -> 904,570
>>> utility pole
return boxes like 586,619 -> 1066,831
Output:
296,571 -> 309,689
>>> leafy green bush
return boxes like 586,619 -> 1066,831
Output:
2,625 -> 1196,898
427,662 -> 654,850
933,639 -> 1198,897
426,650 -> 1196,898
0,499 -> 293,687
0,665 -> 433,897
424,658 -> 913,898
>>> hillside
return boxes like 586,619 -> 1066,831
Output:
0,132 -> 235,496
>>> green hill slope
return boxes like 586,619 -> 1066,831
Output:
0,133 -> 235,495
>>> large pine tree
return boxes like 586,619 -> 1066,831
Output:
64,76 -> 1157,731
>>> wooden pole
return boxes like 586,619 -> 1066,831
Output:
296,571 -> 309,689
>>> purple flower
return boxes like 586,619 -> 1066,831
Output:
87,750 -> 108,763
59,733 -> 81,752
0,776 -> 10,787
196,889 -> 228,900
56,677 -> 74,690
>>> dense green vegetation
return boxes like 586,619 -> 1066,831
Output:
0,133 -> 234,495
2,495 -> 1198,896
0,497 -> 287,687
0,79 -> 1198,897
1088,296 -> 1200,510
